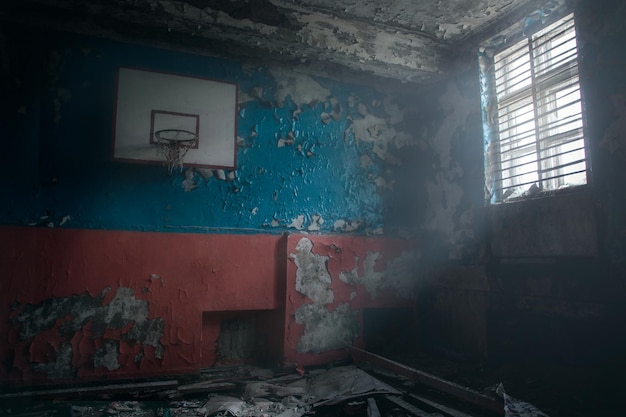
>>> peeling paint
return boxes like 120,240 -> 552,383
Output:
338,250 -> 419,299
268,68 -> 331,108
11,287 -> 165,378
291,237 -> 334,304
333,220 -> 361,233
307,215 -> 324,231
339,258 -> 359,286
287,215 -> 305,230
181,168 -> 198,191
348,114 -> 402,164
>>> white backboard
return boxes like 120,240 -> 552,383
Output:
113,67 -> 237,168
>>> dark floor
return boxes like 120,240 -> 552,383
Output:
385,349 -> 626,417
2,347 -> 625,417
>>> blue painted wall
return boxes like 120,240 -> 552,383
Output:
0,30 -> 407,235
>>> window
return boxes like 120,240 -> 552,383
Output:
483,13 -> 588,203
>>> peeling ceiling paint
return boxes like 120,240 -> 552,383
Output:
1,0 -> 558,84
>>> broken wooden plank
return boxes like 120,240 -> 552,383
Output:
409,393 -> 475,417
0,380 -> 178,400
177,381 -> 237,394
348,346 -> 504,416
385,395 -> 437,417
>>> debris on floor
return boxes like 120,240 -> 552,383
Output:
495,384 -> 550,417
0,351 -> 553,417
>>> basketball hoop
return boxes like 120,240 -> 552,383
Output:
154,129 -> 198,173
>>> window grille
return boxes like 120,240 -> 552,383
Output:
485,13 -> 588,203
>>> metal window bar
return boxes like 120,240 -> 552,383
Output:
489,12 -> 587,202
495,134 -> 586,175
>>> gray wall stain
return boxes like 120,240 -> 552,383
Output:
294,303 -> 359,353
94,339 -> 121,371
339,250 -> 420,299
31,342 -> 75,379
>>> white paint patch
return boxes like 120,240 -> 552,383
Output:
214,10 -> 278,36
337,250 -> 418,299
348,115 -> 401,164
268,68 -> 331,108
278,137 -> 294,147
333,220 -> 345,231
181,168 -> 198,192
333,219 -> 362,233
196,168 -> 213,180
287,215 -> 305,230
307,215 -> 324,231
437,23 -> 464,40
369,226 -> 384,235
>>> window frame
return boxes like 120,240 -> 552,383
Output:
480,11 -> 591,204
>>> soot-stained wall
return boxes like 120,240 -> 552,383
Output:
411,0 -> 626,364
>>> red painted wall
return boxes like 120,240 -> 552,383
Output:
0,226 -> 285,385
0,227 -> 418,386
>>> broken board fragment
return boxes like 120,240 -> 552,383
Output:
305,365 -> 401,407
177,381 -> 237,395
348,346 -> 504,415
409,393 -> 475,417
0,380 -> 179,400
385,395 -> 440,417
